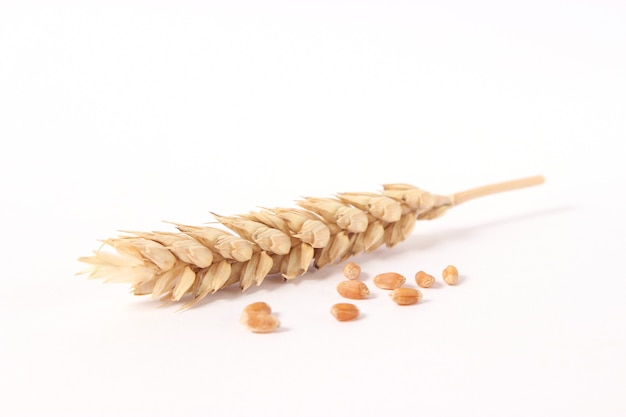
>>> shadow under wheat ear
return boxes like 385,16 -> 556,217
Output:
77,175 -> 545,310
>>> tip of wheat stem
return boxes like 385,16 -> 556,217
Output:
451,175 -> 545,206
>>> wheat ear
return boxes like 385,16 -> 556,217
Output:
78,175 -> 545,310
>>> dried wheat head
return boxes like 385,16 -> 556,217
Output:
78,176 -> 545,310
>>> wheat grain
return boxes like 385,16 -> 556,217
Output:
372,272 -> 406,290
337,280 -> 370,300
442,265 -> 459,285
239,301 -> 272,324
78,176 -> 544,309
415,271 -> 435,288
330,303 -> 360,321
242,312 -> 280,333
343,262 -> 361,280
389,287 -> 423,305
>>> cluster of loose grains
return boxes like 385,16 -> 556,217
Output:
328,262 -> 460,323
240,262 -> 460,332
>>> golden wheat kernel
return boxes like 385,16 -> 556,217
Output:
243,301 -> 272,315
415,271 -> 435,288
331,303 -> 360,321
389,287 -> 422,305
337,280 -> 370,300
373,272 -> 406,290
442,265 -> 459,285
244,311 -> 281,333
239,301 -> 272,324
343,262 -> 361,280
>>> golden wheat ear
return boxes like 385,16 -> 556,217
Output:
78,175 -> 545,310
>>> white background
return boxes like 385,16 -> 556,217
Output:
1,1 -> 625,416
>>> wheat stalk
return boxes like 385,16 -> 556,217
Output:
78,175 -> 545,310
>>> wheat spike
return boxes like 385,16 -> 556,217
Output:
78,176 -> 545,310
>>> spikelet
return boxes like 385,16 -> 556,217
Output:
78,176 -> 545,310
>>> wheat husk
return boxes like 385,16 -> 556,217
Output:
78,175 -> 545,310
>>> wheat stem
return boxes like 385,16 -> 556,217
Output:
451,175 -> 545,206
